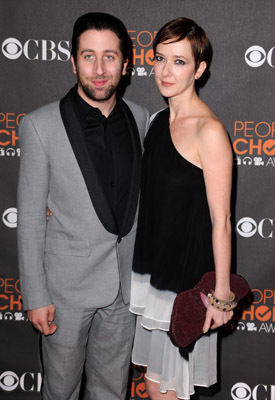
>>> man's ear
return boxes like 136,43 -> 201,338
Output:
122,58 -> 128,76
71,55 -> 77,75
195,61 -> 207,80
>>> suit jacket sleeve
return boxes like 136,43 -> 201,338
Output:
17,114 -> 53,310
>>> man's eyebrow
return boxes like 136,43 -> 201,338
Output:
80,49 -> 119,55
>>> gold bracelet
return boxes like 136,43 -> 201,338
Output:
208,290 -> 237,311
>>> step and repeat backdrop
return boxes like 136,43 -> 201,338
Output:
1,0 -> 275,399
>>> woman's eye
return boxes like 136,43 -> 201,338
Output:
155,56 -> 164,62
175,59 -> 185,65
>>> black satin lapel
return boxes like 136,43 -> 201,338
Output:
120,100 -> 142,238
59,89 -> 118,234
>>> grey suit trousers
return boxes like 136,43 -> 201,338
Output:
41,288 -> 135,400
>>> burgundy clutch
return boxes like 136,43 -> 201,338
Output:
169,271 -> 250,348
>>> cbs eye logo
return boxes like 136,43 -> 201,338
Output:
231,382 -> 251,400
0,371 -> 19,391
2,207 -> 17,228
1,38 -> 23,60
245,45 -> 275,68
236,217 -> 257,237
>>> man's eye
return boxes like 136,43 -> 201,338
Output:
105,55 -> 114,60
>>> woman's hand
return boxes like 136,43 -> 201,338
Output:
203,304 -> 233,333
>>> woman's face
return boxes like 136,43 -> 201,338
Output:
154,38 -> 202,99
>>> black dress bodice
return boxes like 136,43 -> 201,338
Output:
133,108 -> 214,295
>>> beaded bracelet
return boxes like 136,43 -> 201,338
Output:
208,290 -> 237,311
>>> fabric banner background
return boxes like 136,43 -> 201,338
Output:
1,1 -> 274,399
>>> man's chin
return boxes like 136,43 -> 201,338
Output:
92,94 -> 113,102
84,87 -> 115,103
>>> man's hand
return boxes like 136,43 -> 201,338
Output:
46,208 -> 52,221
27,304 -> 57,335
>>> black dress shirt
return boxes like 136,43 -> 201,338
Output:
73,88 -> 134,235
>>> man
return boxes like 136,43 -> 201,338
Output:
17,12 -> 149,400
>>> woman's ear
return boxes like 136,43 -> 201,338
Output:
195,61 -> 207,80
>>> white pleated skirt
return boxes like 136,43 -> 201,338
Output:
132,315 -> 217,400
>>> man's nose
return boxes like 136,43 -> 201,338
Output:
95,59 -> 105,75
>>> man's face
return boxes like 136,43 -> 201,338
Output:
71,29 -> 128,105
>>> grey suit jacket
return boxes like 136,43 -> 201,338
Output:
17,89 -> 149,311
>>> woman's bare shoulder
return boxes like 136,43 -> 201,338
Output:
196,105 -> 227,142
194,104 -> 231,155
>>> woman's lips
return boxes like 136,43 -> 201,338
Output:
161,81 -> 174,87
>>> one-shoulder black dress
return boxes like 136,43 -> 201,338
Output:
130,109 -> 217,399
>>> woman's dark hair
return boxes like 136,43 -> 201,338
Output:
153,17 -> 211,70
71,12 -> 130,62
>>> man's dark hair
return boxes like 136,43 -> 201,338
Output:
71,12 -> 130,62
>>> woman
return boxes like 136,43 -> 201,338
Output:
130,17 -> 233,400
